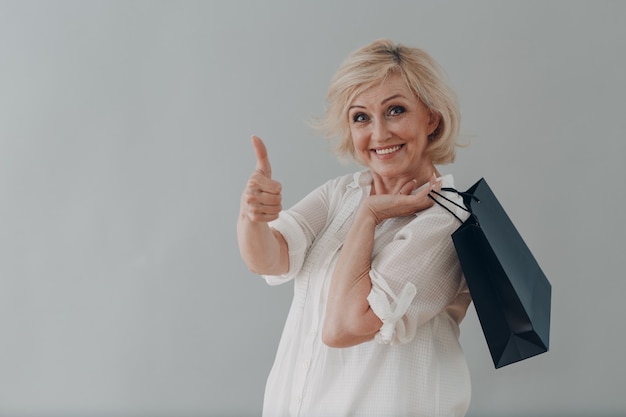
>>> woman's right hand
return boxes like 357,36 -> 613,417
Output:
237,136 -> 289,275
240,135 -> 283,223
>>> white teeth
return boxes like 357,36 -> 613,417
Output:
375,145 -> 401,155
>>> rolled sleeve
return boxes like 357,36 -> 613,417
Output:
367,271 -> 417,345
262,211 -> 309,286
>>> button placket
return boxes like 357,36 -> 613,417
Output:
288,183 -> 366,417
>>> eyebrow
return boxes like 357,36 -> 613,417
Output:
348,94 -> 407,111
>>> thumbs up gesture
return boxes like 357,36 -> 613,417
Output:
240,135 -> 283,223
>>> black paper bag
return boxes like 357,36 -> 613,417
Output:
433,178 -> 551,368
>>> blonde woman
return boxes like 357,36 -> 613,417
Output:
238,39 -> 472,417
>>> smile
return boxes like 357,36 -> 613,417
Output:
374,145 -> 403,155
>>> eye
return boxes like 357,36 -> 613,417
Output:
388,105 -> 406,117
352,112 -> 369,123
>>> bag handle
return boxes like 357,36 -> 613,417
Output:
428,188 -> 480,224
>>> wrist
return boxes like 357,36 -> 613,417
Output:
356,202 -> 382,227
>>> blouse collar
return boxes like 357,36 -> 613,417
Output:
350,170 -> 455,192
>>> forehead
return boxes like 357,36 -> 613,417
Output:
350,73 -> 415,106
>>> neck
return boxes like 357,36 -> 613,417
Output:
369,165 -> 440,195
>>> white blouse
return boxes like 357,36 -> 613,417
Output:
262,171 -> 472,417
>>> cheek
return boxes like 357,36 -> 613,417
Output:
400,123 -> 428,144
350,129 -> 368,150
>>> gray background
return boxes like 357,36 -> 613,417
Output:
1,1 -> 625,416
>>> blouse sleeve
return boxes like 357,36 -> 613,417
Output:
366,202 -> 468,345
262,177 -> 342,285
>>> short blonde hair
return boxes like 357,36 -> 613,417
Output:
316,39 -> 461,165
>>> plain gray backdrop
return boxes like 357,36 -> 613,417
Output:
1,1 -> 625,416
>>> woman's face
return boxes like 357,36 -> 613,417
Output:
348,73 -> 439,185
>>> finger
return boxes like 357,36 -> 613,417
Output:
430,173 -> 442,193
252,135 -> 272,178
243,198 -> 282,222
247,174 -> 282,195
246,203 -> 282,220
398,179 -> 418,195
242,204 -> 281,223
250,188 -> 282,205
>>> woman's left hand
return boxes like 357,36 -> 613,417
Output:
362,174 -> 441,225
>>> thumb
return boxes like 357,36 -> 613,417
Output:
252,135 -> 272,178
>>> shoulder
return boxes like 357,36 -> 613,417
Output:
317,170 -> 368,196
404,175 -> 468,235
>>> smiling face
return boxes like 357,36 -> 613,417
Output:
348,73 -> 440,194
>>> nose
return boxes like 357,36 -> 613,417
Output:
371,118 -> 391,142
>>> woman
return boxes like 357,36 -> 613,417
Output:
238,39 -> 472,417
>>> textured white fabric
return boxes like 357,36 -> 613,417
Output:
262,171 -> 472,417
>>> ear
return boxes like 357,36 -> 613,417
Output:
428,112 -> 441,135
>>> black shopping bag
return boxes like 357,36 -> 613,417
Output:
431,178 -> 551,368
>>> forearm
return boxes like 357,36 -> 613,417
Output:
323,206 -> 382,347
237,212 -> 289,276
